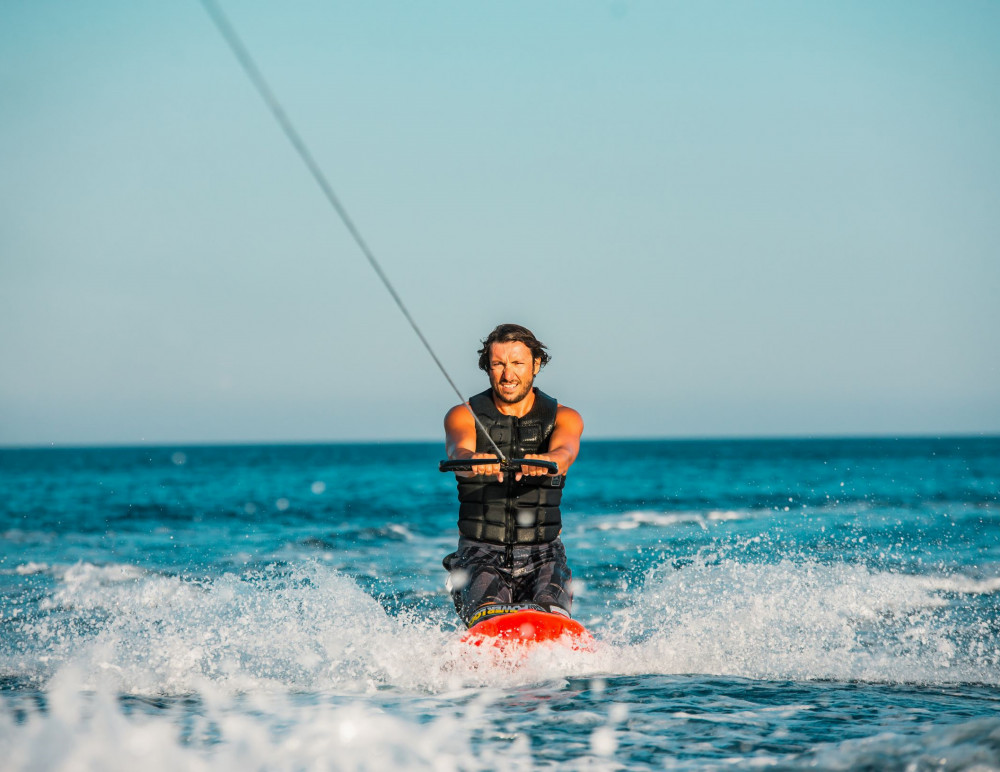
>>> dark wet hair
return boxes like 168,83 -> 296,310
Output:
478,324 -> 551,372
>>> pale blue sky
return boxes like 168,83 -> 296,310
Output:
2,1 -> 998,446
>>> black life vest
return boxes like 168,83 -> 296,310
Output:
455,388 -> 564,545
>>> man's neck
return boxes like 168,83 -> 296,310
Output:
493,387 -> 536,418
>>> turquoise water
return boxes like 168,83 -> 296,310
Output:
1,437 -> 999,769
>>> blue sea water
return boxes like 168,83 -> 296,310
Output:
1,437 -> 999,770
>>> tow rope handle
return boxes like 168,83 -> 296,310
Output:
439,457 -> 559,475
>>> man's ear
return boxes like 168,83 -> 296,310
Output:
533,359 -> 541,375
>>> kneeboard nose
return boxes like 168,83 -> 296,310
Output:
462,608 -> 594,649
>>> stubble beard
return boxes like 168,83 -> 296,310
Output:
492,377 -> 534,405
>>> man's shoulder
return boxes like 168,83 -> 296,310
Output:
555,404 -> 584,430
444,403 -> 474,428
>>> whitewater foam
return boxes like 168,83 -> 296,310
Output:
7,555 -> 997,697
586,509 -> 750,533
599,555 -> 1000,685
0,673 -> 539,772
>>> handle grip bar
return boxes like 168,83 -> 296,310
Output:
439,457 -> 559,475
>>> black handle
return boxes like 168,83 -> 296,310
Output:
439,456 -> 559,475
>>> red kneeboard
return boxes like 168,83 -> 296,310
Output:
462,609 -> 594,649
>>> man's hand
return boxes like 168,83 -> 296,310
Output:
465,452 -> 505,482
516,453 -> 556,481
445,401 -> 582,484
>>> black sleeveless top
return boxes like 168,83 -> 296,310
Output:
455,388 -> 564,545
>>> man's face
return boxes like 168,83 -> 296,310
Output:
487,341 -> 540,404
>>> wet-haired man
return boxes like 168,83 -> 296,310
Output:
442,323 -> 584,627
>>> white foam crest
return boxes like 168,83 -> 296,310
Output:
706,510 -> 745,521
588,509 -> 748,532
594,558 -> 1000,685
12,562 -> 49,576
910,575 -> 1000,595
15,561 -> 612,695
0,671 -> 537,772
40,562 -> 180,612
19,557 -> 998,695
386,523 -> 415,540
27,562 -> 474,694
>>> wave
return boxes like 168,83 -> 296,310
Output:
3,556 -> 998,695
2,562 -> 464,694
910,574 -> 1000,595
2,557 -> 999,770
0,676 -> 534,771
2,672 -> 998,772
596,556 -> 1000,686
582,509 -> 749,532
803,715 -> 1000,771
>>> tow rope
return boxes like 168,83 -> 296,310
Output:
199,0 -> 506,461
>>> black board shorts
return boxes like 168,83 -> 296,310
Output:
443,536 -> 573,627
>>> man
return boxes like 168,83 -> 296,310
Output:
442,323 -> 584,628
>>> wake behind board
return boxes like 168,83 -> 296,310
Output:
462,608 -> 594,650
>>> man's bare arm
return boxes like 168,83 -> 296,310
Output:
444,404 -> 505,480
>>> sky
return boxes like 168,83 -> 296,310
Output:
1,1 -> 998,446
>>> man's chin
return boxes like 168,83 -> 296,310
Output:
493,386 -> 531,404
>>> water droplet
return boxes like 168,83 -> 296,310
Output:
448,569 -> 469,591
590,726 -> 617,756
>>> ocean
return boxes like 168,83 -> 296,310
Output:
1,437 -> 998,770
